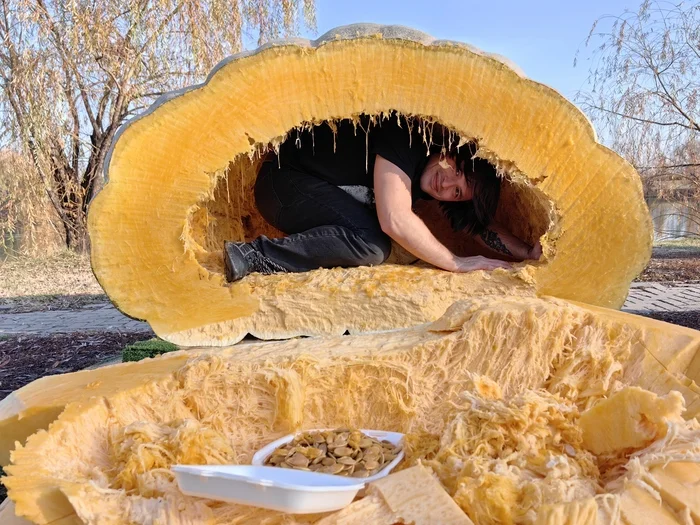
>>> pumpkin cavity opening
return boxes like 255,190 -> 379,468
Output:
183,113 -> 555,276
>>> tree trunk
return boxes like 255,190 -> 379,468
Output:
49,159 -> 89,252
63,211 -> 88,252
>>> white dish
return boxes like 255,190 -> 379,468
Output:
172,464 -> 364,514
252,429 -> 405,484
173,429 -> 405,514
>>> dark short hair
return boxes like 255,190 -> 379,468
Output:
439,143 -> 501,235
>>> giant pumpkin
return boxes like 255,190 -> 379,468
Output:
87,24 -> 651,345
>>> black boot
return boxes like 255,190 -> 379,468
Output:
223,241 -> 287,283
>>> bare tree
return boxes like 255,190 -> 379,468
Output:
577,0 -> 699,240
0,0 -> 316,252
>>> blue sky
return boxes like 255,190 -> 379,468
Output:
294,0 -> 638,100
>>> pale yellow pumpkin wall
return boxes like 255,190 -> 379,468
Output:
3,297 -> 700,524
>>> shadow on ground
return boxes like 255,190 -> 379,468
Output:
0,294 -> 108,314
646,310 -> 700,331
652,245 -> 700,259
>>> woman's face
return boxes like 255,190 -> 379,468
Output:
420,154 -> 473,202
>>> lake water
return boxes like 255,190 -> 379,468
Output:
647,199 -> 700,241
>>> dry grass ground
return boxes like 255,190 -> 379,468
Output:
0,251 -> 106,313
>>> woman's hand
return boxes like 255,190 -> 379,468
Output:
453,256 -> 512,272
374,155 -> 469,272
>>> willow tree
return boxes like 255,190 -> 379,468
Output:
577,0 -> 699,239
0,0 -> 316,251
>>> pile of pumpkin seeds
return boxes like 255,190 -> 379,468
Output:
264,429 -> 402,478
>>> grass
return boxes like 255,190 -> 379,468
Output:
0,250 -> 106,313
122,338 -> 179,362
654,237 -> 700,248
652,237 -> 700,259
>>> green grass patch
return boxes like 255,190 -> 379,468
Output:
654,237 -> 700,248
122,338 -> 179,362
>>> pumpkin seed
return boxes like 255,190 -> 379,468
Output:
348,431 -> 362,448
363,459 -> 379,470
287,452 -> 309,468
319,463 -> 344,475
303,446 -> 323,459
333,446 -> 353,457
365,445 -> 382,456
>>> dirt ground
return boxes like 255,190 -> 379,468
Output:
645,310 -> 700,331
636,246 -> 700,283
0,332 -> 146,402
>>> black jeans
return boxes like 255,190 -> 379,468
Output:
250,161 -> 392,272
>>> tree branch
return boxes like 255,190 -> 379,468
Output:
644,53 -> 700,132
33,0 -> 100,132
128,0 -> 189,78
584,102 -> 699,130
636,163 -> 700,170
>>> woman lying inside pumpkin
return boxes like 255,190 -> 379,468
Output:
224,114 -> 542,282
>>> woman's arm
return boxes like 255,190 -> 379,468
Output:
374,155 -> 511,272
475,222 -> 542,261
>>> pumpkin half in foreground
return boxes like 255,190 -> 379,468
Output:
87,24 -> 651,345
2,297 -> 700,524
